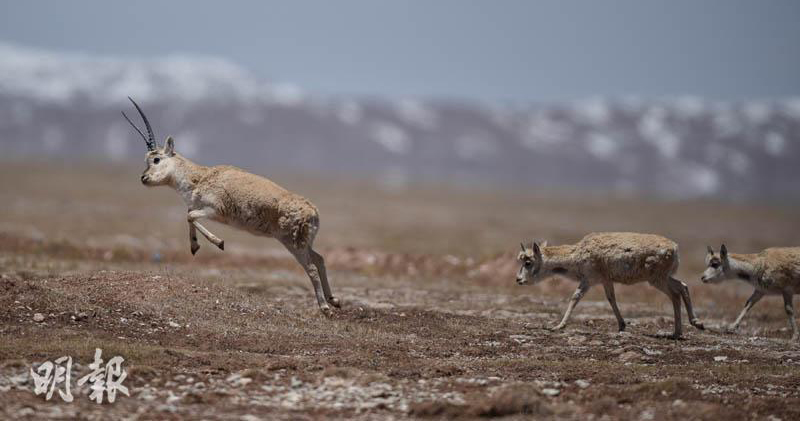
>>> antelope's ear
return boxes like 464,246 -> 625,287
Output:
520,242 -> 526,252
164,136 -> 175,156
532,242 -> 542,258
540,240 -> 548,248
706,246 -> 714,255
720,244 -> 728,259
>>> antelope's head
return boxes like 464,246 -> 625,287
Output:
701,245 -> 730,283
122,97 -> 178,187
516,241 -> 546,285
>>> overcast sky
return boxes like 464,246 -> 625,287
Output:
1,1 -> 798,102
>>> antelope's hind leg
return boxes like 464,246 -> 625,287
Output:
311,249 -> 340,308
188,223 -> 200,255
651,278 -> 682,339
602,281 -> 626,332
782,291 -> 798,341
285,242 -> 332,316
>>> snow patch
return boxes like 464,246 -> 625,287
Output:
638,107 -> 680,159
337,100 -> 363,125
370,122 -> 410,154
764,132 -> 786,156
781,98 -> 800,119
727,150 -> 750,175
269,84 -> 305,107
521,113 -> 571,150
742,102 -> 771,125
586,133 -> 619,160
671,96 -> 706,119
712,109 -> 742,138
572,98 -> 611,125
394,99 -> 438,130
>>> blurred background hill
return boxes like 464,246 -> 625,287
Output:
1,0 -> 798,201
1,41 -> 798,200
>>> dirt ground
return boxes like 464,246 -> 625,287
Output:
1,162 -> 799,420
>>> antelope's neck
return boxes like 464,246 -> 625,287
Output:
728,254 -> 759,284
542,245 -> 578,277
169,156 -> 208,205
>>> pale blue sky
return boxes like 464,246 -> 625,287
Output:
1,0 -> 798,102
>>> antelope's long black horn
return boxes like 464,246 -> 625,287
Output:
121,111 -> 150,149
123,97 -> 156,151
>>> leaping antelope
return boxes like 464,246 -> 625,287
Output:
122,97 -> 341,315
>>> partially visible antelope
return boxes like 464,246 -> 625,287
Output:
702,245 -> 800,340
516,232 -> 704,338
122,97 -> 340,315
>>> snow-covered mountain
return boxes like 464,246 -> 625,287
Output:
1,42 -> 798,200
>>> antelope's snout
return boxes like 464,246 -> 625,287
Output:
700,275 -> 709,283
516,277 -> 527,285
141,174 -> 149,184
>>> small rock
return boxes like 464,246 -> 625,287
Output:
640,408 -> 655,420
168,321 -> 181,328
713,356 -> 728,362
672,399 -> 686,408
619,351 -> 640,362
567,335 -> 587,345
541,388 -> 560,397
575,379 -> 591,389
33,313 -> 45,323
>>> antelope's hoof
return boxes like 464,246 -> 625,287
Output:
548,324 -> 565,332
691,320 -> 705,330
191,244 -> 200,256
218,241 -> 224,251
319,306 -> 333,318
618,323 -> 627,332
724,325 -> 737,334
327,296 -> 341,308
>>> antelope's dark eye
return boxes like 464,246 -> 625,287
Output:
153,157 -> 160,164
711,262 -> 719,269
524,260 -> 532,267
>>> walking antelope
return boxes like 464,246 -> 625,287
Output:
122,97 -> 341,315
702,245 -> 800,340
516,232 -> 704,338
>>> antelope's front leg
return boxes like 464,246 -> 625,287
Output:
188,209 -> 225,250
551,279 -> 590,331
727,290 -> 764,333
